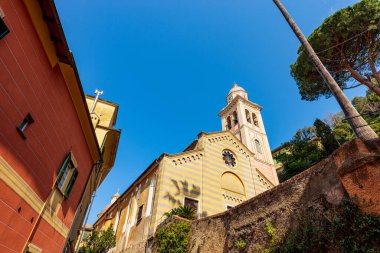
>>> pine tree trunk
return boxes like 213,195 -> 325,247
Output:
273,0 -> 378,141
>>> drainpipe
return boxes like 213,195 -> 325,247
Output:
63,159 -> 103,252
74,160 -> 104,253
22,184 -> 56,252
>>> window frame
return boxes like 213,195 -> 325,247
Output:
0,17 -> 10,40
136,204 -> 144,225
255,139 -> 262,154
17,113 -> 34,139
55,153 -> 78,199
183,196 -> 199,218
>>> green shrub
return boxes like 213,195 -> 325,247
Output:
164,206 -> 196,220
78,225 -> 116,253
155,221 -> 191,253
235,239 -> 247,250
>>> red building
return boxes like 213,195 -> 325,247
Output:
0,1 -> 102,252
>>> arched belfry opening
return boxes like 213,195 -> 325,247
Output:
245,109 -> 251,124
232,111 -> 238,126
227,116 -> 232,130
252,113 -> 259,127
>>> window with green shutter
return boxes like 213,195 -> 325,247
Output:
56,153 -> 78,198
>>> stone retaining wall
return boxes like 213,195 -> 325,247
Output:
188,138 -> 380,252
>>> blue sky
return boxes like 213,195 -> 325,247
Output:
55,0 -> 362,224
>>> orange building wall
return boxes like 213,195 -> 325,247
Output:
0,0 -> 94,252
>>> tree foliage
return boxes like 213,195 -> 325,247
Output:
291,0 -> 380,100
331,90 -> 380,143
275,127 -> 324,181
155,221 -> 191,253
276,91 -> 380,181
78,225 -> 116,253
164,206 -> 196,220
313,119 -> 340,155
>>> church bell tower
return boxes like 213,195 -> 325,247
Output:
218,83 -> 275,166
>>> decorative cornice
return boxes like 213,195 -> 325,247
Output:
218,95 -> 262,116
203,132 -> 252,158
222,190 -> 245,203
256,168 -> 274,189
169,152 -> 204,166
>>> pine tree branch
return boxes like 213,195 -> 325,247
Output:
345,83 -> 363,90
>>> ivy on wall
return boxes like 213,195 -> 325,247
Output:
277,198 -> 380,253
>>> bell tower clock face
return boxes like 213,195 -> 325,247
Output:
227,96 -> 233,103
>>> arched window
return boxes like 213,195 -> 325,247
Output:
227,116 -> 232,130
255,139 -> 262,154
252,113 -> 259,127
233,111 -> 238,125
245,109 -> 251,123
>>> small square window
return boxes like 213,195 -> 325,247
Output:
137,205 -> 144,224
0,17 -> 10,39
56,153 -> 78,198
17,113 -> 34,139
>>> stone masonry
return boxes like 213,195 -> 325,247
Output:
131,138 -> 380,253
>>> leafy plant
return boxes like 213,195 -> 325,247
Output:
235,239 -> 247,250
265,221 -> 279,246
164,206 -> 196,220
255,221 -> 281,253
78,225 -> 116,253
155,221 -> 191,253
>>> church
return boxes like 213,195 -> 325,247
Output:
93,83 -> 279,251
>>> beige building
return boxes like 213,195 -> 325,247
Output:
93,84 -> 278,251
68,94 -> 121,251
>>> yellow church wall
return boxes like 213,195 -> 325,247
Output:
202,134 -> 253,213
151,151 -> 204,228
93,132 -> 275,250
149,132 -> 275,230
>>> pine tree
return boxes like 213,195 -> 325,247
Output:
314,119 -> 340,155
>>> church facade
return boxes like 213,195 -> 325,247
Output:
93,84 -> 279,251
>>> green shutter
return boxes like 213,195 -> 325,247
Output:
56,153 -> 71,186
64,168 -> 78,198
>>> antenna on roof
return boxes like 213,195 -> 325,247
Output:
90,89 -> 103,113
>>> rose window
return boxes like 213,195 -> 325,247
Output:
222,150 -> 236,167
